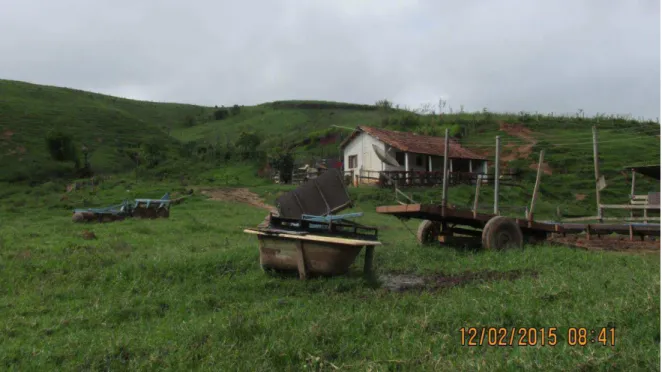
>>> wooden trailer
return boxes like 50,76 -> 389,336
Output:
376,204 -> 660,249
375,128 -> 660,250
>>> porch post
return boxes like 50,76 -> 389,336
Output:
469,159 -> 473,173
428,155 -> 432,172
404,152 -> 410,185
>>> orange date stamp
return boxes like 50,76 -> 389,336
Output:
460,327 -> 616,346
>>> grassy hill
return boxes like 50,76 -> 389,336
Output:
0,80 -> 212,182
0,79 -> 659,217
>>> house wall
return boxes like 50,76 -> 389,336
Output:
383,147 -> 429,172
343,132 -> 385,173
343,132 -> 489,185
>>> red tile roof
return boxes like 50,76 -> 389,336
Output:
340,126 -> 487,160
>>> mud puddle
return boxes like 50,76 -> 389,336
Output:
379,269 -> 538,292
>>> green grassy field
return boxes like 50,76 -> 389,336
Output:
0,79 -> 659,370
0,179 -> 659,371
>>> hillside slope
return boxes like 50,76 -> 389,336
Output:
0,80 -> 659,216
0,79 -> 212,182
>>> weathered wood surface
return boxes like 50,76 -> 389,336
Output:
375,204 -> 660,237
244,229 -> 379,278
244,229 -> 381,246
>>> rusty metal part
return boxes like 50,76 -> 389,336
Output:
276,169 -> 352,219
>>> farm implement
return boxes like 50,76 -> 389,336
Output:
243,169 -> 381,279
72,193 -> 171,223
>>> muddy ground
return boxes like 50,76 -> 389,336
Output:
547,235 -> 660,254
379,269 -> 539,292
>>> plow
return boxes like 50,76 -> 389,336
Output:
72,193 -> 172,223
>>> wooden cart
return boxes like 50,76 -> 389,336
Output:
376,204 -> 660,249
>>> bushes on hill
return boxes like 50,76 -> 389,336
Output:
45,130 -> 78,164
268,147 -> 294,184
235,131 -> 261,160
214,108 -> 230,120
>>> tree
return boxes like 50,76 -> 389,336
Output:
184,115 -> 196,127
268,147 -> 294,184
375,99 -> 393,110
230,104 -> 241,116
235,131 -> 261,160
45,130 -> 78,165
214,108 -> 230,120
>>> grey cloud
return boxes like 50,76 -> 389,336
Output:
1,0 -> 659,119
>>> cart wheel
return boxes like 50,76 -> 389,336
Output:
482,216 -> 523,250
417,220 -> 440,245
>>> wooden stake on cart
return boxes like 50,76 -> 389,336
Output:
630,169 -> 636,219
592,126 -> 603,221
528,150 -> 545,226
494,135 -> 501,215
441,128 -> 450,214
473,175 -> 481,218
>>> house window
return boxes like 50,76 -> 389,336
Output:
395,151 -> 405,165
348,155 -> 358,169
415,154 -> 424,167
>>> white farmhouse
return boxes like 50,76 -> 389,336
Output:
339,126 -> 488,185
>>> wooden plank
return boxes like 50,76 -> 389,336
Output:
295,240 -> 307,279
472,176 -> 481,218
363,246 -> 374,277
494,135 -> 501,215
243,229 -> 382,246
592,126 -> 602,219
528,150 -> 545,221
441,128 -> 450,207
600,204 -> 661,210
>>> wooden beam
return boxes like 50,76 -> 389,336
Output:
630,169 -> 636,219
441,128 -> 450,208
528,150 -> 545,221
473,175 -> 481,218
363,246 -> 374,277
494,135 -> 501,215
592,126 -> 602,220
243,229 -> 382,246
295,240 -> 308,279
561,216 -> 601,222
600,204 -> 661,210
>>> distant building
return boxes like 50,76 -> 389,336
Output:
338,126 -> 488,186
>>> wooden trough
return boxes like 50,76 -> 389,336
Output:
245,169 -> 382,279
244,228 -> 380,279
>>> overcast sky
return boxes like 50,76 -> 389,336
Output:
1,0 -> 660,119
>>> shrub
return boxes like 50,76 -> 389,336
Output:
214,108 -> 230,120
45,130 -> 78,164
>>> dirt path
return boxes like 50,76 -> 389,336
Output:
498,122 -> 553,175
200,188 -> 277,213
